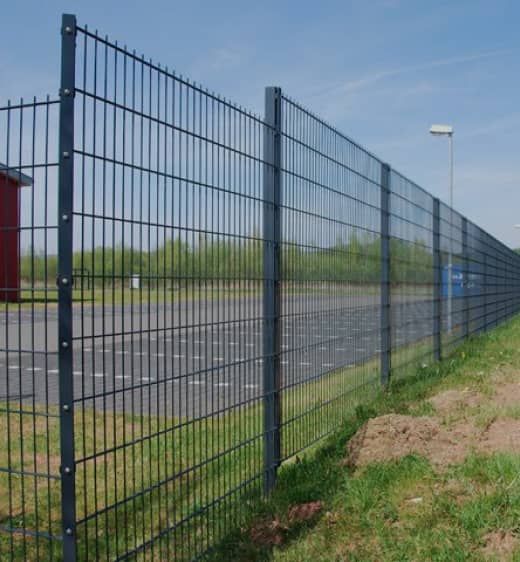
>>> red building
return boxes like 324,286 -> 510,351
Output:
0,164 -> 32,302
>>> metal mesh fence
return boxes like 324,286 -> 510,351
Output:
0,97 -> 62,561
1,12 -> 520,561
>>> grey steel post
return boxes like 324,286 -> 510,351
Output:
58,13 -> 77,561
462,217 -> 469,339
380,163 -> 391,386
263,87 -> 282,494
433,198 -> 441,360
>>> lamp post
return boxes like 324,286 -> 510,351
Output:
430,124 -> 454,332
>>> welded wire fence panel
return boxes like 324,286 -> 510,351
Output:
0,98 -> 62,560
439,203 -> 465,354
69,23 -> 269,561
2,13 -> 520,562
388,171 -> 436,378
278,95 -> 382,459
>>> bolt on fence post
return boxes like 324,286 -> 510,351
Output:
433,198 -> 441,361
462,217 -> 469,339
58,13 -> 77,561
263,87 -> 282,494
380,163 -> 391,386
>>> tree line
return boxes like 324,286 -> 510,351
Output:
20,234 -> 434,287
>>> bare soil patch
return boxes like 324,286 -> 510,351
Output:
479,418 -> 520,455
428,388 -> 482,415
493,382 -> 520,407
482,530 -> 518,560
344,375 -> 520,470
343,414 -> 477,469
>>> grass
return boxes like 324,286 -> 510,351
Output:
208,313 -> 520,561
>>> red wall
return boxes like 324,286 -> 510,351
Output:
0,175 -> 21,302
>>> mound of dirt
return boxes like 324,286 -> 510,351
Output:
428,389 -> 482,415
344,414 -> 476,469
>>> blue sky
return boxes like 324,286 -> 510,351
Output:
2,0 -> 519,245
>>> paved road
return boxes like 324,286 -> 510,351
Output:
0,295 -> 462,417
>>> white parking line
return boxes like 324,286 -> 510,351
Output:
244,384 -> 258,390
193,356 -> 204,360
8,365 -> 19,370
215,382 -> 230,388
322,363 -> 334,368
173,354 -> 184,359
25,367 -> 42,372
336,347 -> 346,351
281,360 -> 289,365
189,380 -> 205,385
73,371 -> 83,375
154,353 -> 165,357
140,376 -> 155,382
115,375 -> 130,379
116,351 -> 129,355
299,362 -> 311,366
213,357 -> 224,362
48,369 -> 59,374
93,373 -> 105,378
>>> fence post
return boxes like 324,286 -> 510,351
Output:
58,13 -> 77,561
462,217 -> 469,339
380,163 -> 391,386
263,87 -> 282,494
433,198 -> 441,361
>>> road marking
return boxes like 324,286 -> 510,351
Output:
93,373 -> 105,378
215,382 -> 230,388
25,367 -> 42,372
194,340 -> 204,344
281,360 -> 289,365
48,369 -> 59,374
212,342 -> 220,346
229,342 -> 237,346
8,365 -> 19,370
322,363 -> 334,367
213,357 -> 224,362
193,356 -> 204,360
179,339 -> 187,343
318,346 -> 327,350
100,349 -> 111,353
134,352 -> 146,356
244,384 -> 258,390
73,371 -> 83,375
173,354 -> 184,359
189,380 -> 205,385
336,347 -> 346,351
281,345 -> 288,350
116,351 -> 129,355
154,353 -> 165,357
115,375 -> 130,379
255,359 -> 263,364
246,343 -> 254,347
140,376 -> 155,382
299,362 -> 311,366
83,347 -> 92,352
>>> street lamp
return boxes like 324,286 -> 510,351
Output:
430,124 -> 454,332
